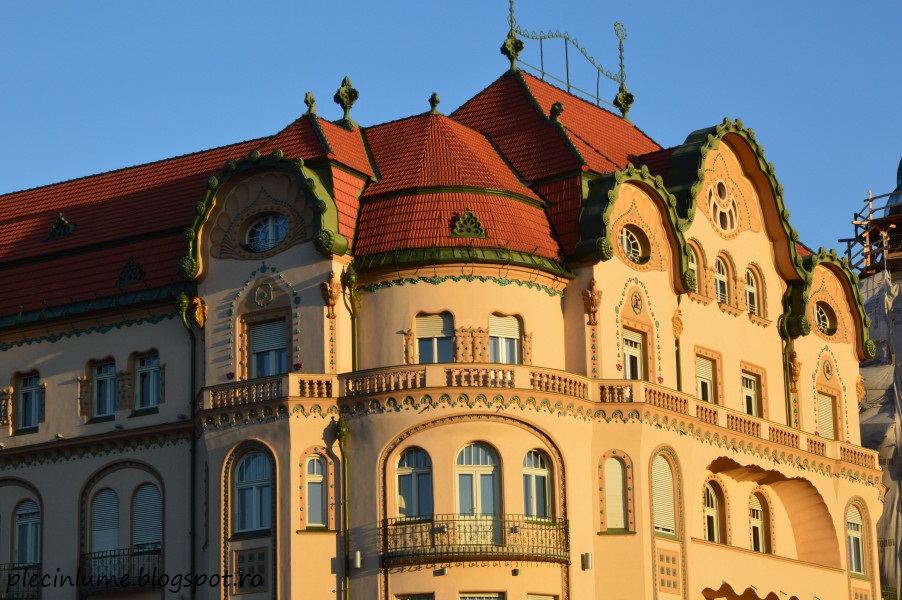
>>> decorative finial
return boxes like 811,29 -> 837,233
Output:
611,22 -> 634,120
333,76 -> 359,128
582,279 -> 602,326
320,271 -> 341,320
500,29 -> 524,71
550,102 -> 564,123
304,92 -> 316,116
429,92 -> 441,115
49,212 -> 76,240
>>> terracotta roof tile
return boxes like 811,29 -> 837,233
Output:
257,116 -> 329,161
317,119 -> 374,178
638,148 -> 676,181
355,192 -> 559,260
363,113 -> 539,201
535,177 -> 583,255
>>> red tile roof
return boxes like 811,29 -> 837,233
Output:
363,113 -> 540,202
317,119 -> 374,178
354,192 -> 560,260
257,116 -> 329,162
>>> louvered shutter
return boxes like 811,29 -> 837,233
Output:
416,314 -> 453,337
817,393 -> 835,439
696,357 -> 713,380
750,494 -> 762,512
623,329 -> 643,345
847,505 -> 863,526
652,455 -> 676,534
605,458 -> 626,530
92,489 -> 119,552
249,321 -> 285,353
489,315 -> 520,338
132,483 -> 162,548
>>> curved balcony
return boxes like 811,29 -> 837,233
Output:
78,547 -> 162,594
382,514 -> 569,565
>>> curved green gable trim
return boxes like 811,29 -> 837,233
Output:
804,249 -> 876,359
662,117 -> 815,340
574,163 -> 696,292
354,245 -> 573,280
178,148 -> 349,280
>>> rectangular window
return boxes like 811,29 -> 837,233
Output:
742,374 -> 760,417
136,354 -> 161,410
695,356 -> 714,402
416,313 -> 454,363
94,362 -> 117,418
234,548 -> 268,594
817,392 -> 836,440
489,315 -> 521,364
18,375 -> 41,430
623,329 -> 644,380
249,321 -> 287,378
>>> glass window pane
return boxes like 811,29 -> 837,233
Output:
489,338 -> 500,363
308,482 -> 324,525
399,475 -> 413,517
535,475 -> 547,518
436,338 -> 454,363
418,338 -> 435,363
418,473 -> 433,516
480,474 -> 496,515
458,474 -> 474,515
237,488 -> 254,531
523,475 -> 534,517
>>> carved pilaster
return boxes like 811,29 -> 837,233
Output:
77,376 -> 92,417
0,388 -> 11,427
473,327 -> 489,362
117,371 -> 133,411
454,328 -> 473,363
522,332 -> 533,365
403,330 -> 416,365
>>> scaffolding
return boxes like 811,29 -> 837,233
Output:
842,190 -> 902,275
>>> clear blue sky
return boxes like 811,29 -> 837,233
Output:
1,1 -> 899,255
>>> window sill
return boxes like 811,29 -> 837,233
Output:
688,292 -> 713,305
718,302 -> 743,317
12,426 -> 38,436
88,414 -> 115,424
129,407 -> 160,418
850,572 -> 870,581
296,527 -> 336,534
748,313 -> 771,327
654,531 -> 680,541
598,529 -> 637,535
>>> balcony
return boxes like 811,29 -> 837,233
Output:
382,514 -> 569,565
78,548 -> 161,594
199,365 -> 879,472
0,563 -> 40,600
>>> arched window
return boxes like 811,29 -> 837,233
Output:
620,225 -> 650,264
651,455 -> 676,536
604,458 -> 628,530
14,500 -> 40,565
132,483 -> 162,551
745,270 -> 759,316
456,443 -> 500,517
687,247 -> 699,292
815,302 -> 837,336
235,453 -> 272,533
749,493 -> 770,553
523,450 -> 550,519
847,505 -> 865,574
397,448 -> 433,519
415,313 -> 454,364
714,258 -> 729,304
306,456 -> 327,527
703,482 -> 726,543
92,489 -> 119,553
457,443 -> 501,545
489,315 -> 521,364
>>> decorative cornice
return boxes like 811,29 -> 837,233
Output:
360,273 -> 564,297
353,246 -> 572,279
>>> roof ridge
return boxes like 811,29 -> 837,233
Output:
0,136 -> 266,198
512,71 -> 586,168
563,125 -> 619,170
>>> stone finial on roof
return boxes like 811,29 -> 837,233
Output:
429,92 -> 441,115
304,92 -> 317,116
500,29 -> 524,71
333,76 -> 359,129
612,22 -> 635,121
49,212 -> 76,240
550,102 -> 564,123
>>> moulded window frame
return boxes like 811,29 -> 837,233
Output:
522,450 -> 551,520
599,451 -> 635,534
131,482 -> 163,552
651,453 -> 679,538
243,315 -> 289,380
233,452 -> 273,535
396,447 -> 434,521
455,443 -> 502,518
306,456 -> 328,528
693,347 -> 724,405
14,499 -> 41,566
93,361 -> 118,419
623,328 -> 646,381
703,482 -> 726,544
415,312 -> 455,365
714,257 -> 730,305
134,353 -> 162,411
846,503 -> 867,576
619,224 -> 650,265
244,213 -> 290,254
16,373 -> 42,432
749,492 -> 772,554
686,240 -> 711,303
488,314 -> 522,365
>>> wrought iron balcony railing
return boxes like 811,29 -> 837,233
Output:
0,563 -> 40,600
382,513 -> 569,565
78,547 -> 162,594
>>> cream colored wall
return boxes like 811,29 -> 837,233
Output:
0,316 -> 190,447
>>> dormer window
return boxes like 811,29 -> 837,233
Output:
620,225 -> 650,264
246,214 -> 289,253
814,302 -> 837,336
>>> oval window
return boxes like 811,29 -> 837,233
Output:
620,225 -> 650,264
815,301 -> 837,336
246,215 -> 289,253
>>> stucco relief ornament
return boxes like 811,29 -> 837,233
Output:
790,351 -> 801,394
672,308 -> 683,341
189,296 -> 207,329
254,283 -> 273,307
582,279 -> 602,326
320,271 -> 341,320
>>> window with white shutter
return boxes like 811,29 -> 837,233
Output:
14,500 -> 40,565
817,393 -> 836,440
696,357 -> 714,402
605,458 -> 627,530
249,321 -> 287,378
847,505 -> 864,574
623,329 -> 644,380
416,313 -> 454,363
92,489 -> 120,552
132,483 -> 162,551
652,455 -> 676,535
489,315 -> 521,364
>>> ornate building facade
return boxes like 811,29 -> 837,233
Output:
0,31 -> 883,600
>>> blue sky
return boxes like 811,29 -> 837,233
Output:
1,1 -> 899,254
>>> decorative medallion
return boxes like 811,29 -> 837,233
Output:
630,291 -> 643,315
452,208 -> 487,238
254,283 -> 273,307
824,360 -> 833,380
49,212 -> 76,240
116,256 -> 144,287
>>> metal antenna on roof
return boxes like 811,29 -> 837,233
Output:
508,3 -> 634,116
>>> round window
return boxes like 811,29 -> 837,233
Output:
245,215 -> 289,253
620,225 -> 649,264
814,301 -> 837,336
